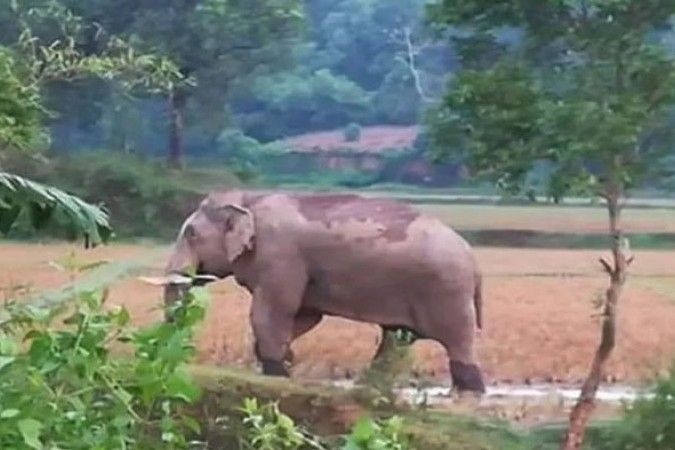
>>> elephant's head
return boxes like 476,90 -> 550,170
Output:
161,190 -> 256,320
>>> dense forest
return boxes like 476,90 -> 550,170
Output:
0,0 -> 464,159
1,0 -> 674,192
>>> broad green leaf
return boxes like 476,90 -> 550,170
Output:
1,409 -> 20,418
0,205 -> 22,233
165,370 -> 201,403
0,355 -> 15,371
0,172 -> 112,245
18,418 -> 43,449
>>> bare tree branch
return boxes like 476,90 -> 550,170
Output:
390,26 -> 434,104
598,257 -> 613,275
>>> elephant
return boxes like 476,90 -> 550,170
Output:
161,189 -> 486,393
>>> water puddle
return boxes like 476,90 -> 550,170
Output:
329,380 -> 653,406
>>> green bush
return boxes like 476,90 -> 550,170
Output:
237,396 -> 410,450
595,364 -> 675,450
343,123 -> 362,142
1,152 -> 239,240
0,256 -> 209,449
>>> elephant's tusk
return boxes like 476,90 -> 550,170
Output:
138,273 -> 219,286
137,275 -> 193,286
193,274 -> 219,282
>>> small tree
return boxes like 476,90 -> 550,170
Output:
0,1 -> 184,245
426,1 -> 675,448
343,122 -> 362,142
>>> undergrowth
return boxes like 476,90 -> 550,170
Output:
0,152 -> 237,240
0,255 -> 415,449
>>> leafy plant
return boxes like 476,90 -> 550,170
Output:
0,171 -> 112,245
596,363 -> 675,450
340,416 -> 410,450
0,255 -> 208,449
238,397 -> 327,450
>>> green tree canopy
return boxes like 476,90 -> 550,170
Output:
0,0 -> 185,245
426,1 -> 675,448
98,0 -> 307,167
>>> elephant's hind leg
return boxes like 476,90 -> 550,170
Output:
432,302 -> 485,394
443,330 -> 485,393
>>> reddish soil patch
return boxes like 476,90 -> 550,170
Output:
281,125 -> 419,153
3,243 -> 675,385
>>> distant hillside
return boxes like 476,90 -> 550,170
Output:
280,125 -> 419,153
263,125 -> 463,188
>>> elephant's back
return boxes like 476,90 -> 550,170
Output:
291,193 -> 423,243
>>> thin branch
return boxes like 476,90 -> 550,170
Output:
598,257 -> 613,275
390,26 -> 434,104
403,27 -> 432,103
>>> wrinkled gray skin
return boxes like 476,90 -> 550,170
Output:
163,189 -> 485,393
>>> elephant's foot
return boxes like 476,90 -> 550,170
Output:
450,360 -> 486,394
254,341 -> 295,365
261,359 -> 290,377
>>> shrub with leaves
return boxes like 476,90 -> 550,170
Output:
597,363 -> 675,450
237,397 -> 410,450
238,397 -> 327,450
0,260 -> 208,449
340,416 -> 409,450
343,123 -> 362,142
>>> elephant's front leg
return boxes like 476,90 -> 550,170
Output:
253,312 -> 323,366
249,272 -> 307,377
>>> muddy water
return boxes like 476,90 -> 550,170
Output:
330,380 -> 653,406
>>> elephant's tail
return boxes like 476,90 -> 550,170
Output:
474,267 -> 483,331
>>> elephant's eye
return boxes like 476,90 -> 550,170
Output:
184,224 -> 197,240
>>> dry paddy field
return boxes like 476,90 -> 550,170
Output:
416,203 -> 675,234
3,235 -> 675,386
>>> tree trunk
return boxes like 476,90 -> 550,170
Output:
168,87 -> 185,170
560,191 -> 629,450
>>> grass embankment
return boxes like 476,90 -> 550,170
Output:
184,364 -> 611,450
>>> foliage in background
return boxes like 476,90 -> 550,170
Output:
24,0 -> 307,167
1,152 -> 240,240
0,48 -> 45,151
0,0 -> 186,244
8,0 -> 459,157
343,123 -> 361,142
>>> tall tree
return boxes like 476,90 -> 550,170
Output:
0,0 -> 183,244
425,1 -> 675,448
127,0 -> 306,168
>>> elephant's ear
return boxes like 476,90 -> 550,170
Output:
218,204 -> 256,263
